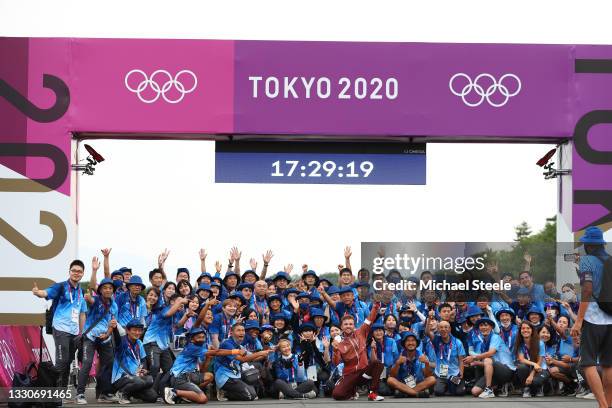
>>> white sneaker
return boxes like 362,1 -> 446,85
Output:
536,386 -> 544,397
278,391 -> 284,400
163,387 -> 176,405
75,394 -> 87,405
116,392 -> 131,405
522,387 -> 531,398
478,387 -> 495,399
583,392 -> 595,400
351,392 -> 359,400
217,388 -> 228,402
304,390 -> 317,399
97,393 -> 119,403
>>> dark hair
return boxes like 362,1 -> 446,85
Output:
177,280 -> 193,294
384,314 -> 398,326
149,268 -> 165,281
399,321 -> 411,329
70,259 -> 85,270
501,272 -> 514,279
145,286 -> 160,298
519,270 -> 532,278
515,321 -> 540,363
476,292 -> 491,302
168,293 -> 181,303
339,267 -> 352,276
241,307 -> 258,320
232,322 -> 245,331
420,270 -> 433,278
438,302 -> 452,312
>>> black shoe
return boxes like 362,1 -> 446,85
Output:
417,391 -> 430,398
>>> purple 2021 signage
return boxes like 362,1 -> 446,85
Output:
0,38 -> 610,319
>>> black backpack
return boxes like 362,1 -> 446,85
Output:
594,255 -> 612,315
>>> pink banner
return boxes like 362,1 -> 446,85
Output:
0,326 -> 50,388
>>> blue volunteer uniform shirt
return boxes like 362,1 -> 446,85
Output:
335,301 -> 368,328
214,337 -> 242,388
143,305 -> 176,350
112,337 -> 146,383
472,332 -> 516,370
209,313 -> 235,342
116,292 -> 148,329
519,340 -> 547,369
273,354 -> 307,383
83,296 -> 118,342
431,334 -> 465,378
170,342 -> 208,377
499,325 -> 518,355
395,350 -> 426,383
45,281 -> 87,335
555,336 -> 576,359
368,337 -> 399,369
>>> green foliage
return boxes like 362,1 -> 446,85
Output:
317,272 -> 338,285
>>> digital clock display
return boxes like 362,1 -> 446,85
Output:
215,141 -> 426,185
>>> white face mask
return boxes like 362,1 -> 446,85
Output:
501,321 -> 512,329
281,353 -> 293,360
561,291 -> 576,303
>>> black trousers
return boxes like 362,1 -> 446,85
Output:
113,374 -> 157,402
144,343 -> 174,388
221,378 -> 258,401
77,337 -> 114,396
273,379 -> 316,399
52,329 -> 76,388
515,364 -> 548,390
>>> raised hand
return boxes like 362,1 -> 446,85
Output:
215,261 -> 222,273
263,250 -> 274,264
199,248 -> 207,261
230,246 -> 242,262
32,282 -> 40,296
322,336 -> 330,348
284,264 -> 293,274
317,285 -> 325,294
101,248 -> 112,258
302,264 -> 308,273
158,248 -> 170,266
337,264 -> 344,272
523,252 -> 532,264
377,246 -> 385,259
250,258 -> 257,270
344,246 -> 352,259
92,256 -> 100,271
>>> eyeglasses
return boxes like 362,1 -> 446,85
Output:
70,269 -> 84,274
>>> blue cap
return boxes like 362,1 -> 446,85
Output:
119,267 -> 132,273
270,313 -> 289,323
273,272 -> 291,282
400,331 -> 420,347
495,307 -> 516,321
297,291 -> 311,300
516,287 -> 531,296
371,322 -> 384,331
126,275 -> 146,290
267,294 -> 282,305
338,286 -> 353,295
285,287 -> 300,296
223,271 -> 239,282
212,273 -> 223,283
354,282 -> 370,288
241,270 -> 259,280
113,280 -> 124,290
309,291 -> 322,302
210,281 -> 222,288
527,305 -> 545,322
310,308 -> 327,321
475,317 -> 496,328
111,270 -> 124,279
188,326 -> 207,338
579,226 -> 606,245
319,278 -> 333,287
244,320 -> 260,332
197,272 -> 212,282
326,285 -> 340,295
177,267 -> 190,275
196,283 -> 212,293
97,278 -> 116,294
237,283 -> 254,291
466,305 -> 484,319
228,291 -> 246,304
125,318 -> 144,329
261,324 -> 274,332
298,322 -> 317,333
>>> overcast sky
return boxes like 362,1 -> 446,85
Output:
77,140 -> 557,280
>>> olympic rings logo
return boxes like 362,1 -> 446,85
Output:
449,73 -> 521,108
124,69 -> 198,104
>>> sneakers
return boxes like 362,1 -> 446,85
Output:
75,394 -> 87,405
351,392 -> 359,400
217,388 -> 228,402
575,386 -> 590,398
498,383 -> 509,397
278,391 -> 284,400
115,392 -> 130,405
582,392 -> 595,400
478,387 -> 495,399
522,386 -> 532,398
368,392 -> 384,401
97,394 -> 119,403
536,386 -> 544,397
163,387 -> 177,405
304,390 -> 317,399
417,390 -> 430,398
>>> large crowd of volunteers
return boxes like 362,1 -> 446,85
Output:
33,226 -> 611,405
